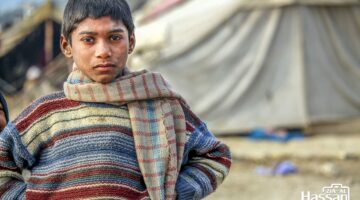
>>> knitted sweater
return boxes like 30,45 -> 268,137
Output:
0,91 -> 231,199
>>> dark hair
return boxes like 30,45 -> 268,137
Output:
0,92 -> 9,123
62,0 -> 135,42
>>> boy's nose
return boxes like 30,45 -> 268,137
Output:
95,41 -> 112,59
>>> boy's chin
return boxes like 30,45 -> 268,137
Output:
94,77 -> 116,84
87,70 -> 124,83
86,73 -> 115,84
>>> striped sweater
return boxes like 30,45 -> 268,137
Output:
0,91 -> 231,199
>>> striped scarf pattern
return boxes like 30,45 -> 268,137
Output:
63,66 -> 186,200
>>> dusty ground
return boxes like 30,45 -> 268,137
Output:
203,124 -> 360,200
205,158 -> 360,200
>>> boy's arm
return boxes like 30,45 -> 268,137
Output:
176,105 -> 232,200
0,124 -> 34,199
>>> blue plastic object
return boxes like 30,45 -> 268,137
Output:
248,128 -> 304,142
255,161 -> 298,176
274,161 -> 298,175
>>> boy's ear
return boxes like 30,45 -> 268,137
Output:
128,33 -> 136,54
60,35 -> 73,58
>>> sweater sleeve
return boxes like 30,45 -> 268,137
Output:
176,106 -> 232,200
0,123 -> 35,199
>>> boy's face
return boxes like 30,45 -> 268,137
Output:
0,105 -> 6,131
61,16 -> 135,83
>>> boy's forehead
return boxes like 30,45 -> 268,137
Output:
76,17 -> 126,29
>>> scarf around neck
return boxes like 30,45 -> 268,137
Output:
63,65 -> 186,200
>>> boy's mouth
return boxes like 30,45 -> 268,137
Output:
94,63 -> 116,71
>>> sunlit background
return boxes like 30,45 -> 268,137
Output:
0,0 -> 359,199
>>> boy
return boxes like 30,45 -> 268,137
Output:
0,0 -> 231,199
0,92 -> 9,131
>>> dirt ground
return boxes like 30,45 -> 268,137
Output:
205,160 -> 360,200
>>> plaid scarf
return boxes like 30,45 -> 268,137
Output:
63,65 -> 186,200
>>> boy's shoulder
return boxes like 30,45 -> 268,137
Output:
13,91 -> 81,125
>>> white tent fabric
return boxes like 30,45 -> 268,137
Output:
130,0 -> 360,134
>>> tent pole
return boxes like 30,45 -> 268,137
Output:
296,5 -> 310,130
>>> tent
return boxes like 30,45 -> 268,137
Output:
130,0 -> 360,134
0,1 -> 62,94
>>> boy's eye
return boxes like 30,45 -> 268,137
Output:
110,35 -> 122,41
81,37 -> 95,43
